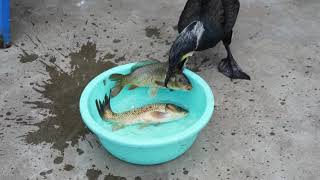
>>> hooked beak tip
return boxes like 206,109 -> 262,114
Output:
164,78 -> 169,88
165,69 -> 173,87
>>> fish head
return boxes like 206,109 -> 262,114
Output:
165,104 -> 188,118
167,72 -> 192,90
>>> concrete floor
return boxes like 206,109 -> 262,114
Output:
1,0 -> 320,179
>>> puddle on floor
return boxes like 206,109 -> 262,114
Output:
23,42 -> 116,155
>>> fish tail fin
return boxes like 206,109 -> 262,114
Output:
95,93 -> 113,118
109,73 -> 126,97
95,99 -> 104,118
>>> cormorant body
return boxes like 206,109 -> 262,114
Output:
165,0 -> 250,86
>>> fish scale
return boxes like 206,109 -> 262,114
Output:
109,60 -> 192,97
104,104 -> 167,123
96,95 -> 188,128
128,63 -> 167,85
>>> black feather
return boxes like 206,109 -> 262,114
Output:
169,21 -> 198,68
178,0 -> 225,33
177,0 -> 240,36
222,0 -> 240,32
178,0 -> 201,33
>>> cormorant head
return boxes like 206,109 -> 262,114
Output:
165,21 -> 204,87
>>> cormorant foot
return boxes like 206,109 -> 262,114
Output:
218,57 -> 251,80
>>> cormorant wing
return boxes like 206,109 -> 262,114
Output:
178,0 -> 224,33
177,0 -> 201,33
177,0 -> 239,33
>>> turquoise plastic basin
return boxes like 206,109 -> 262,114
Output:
79,62 -> 214,165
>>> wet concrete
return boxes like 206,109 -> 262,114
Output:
23,42 -> 116,155
104,174 -> 127,180
145,26 -> 161,39
0,0 -> 320,180
86,168 -> 102,180
19,49 -> 39,63
63,164 -> 74,171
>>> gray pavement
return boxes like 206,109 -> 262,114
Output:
0,0 -> 320,179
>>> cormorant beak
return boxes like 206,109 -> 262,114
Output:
164,68 -> 173,87
164,54 -> 191,87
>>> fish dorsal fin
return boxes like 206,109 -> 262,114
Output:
130,60 -> 160,72
149,87 -> 159,97
112,123 -> 125,131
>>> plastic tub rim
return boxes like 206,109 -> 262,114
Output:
79,63 -> 214,147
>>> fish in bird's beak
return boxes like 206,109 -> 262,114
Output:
165,21 -> 203,87
165,51 -> 194,87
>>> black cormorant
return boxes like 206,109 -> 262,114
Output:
165,0 -> 250,86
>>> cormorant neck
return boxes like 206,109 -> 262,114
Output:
169,21 -> 204,67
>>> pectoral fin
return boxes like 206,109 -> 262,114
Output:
112,123 -> 125,131
149,87 -> 158,97
138,123 -> 150,129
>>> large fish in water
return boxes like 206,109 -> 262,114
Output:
96,94 -> 188,131
109,60 -> 192,97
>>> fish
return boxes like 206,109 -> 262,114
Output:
96,94 -> 188,131
109,59 -> 192,97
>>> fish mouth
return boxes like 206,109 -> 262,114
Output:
168,84 -> 192,91
184,84 -> 192,90
179,111 -> 188,118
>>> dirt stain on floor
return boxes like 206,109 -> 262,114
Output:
115,55 -> 126,63
63,164 -> 74,171
19,49 -> 39,63
104,174 -> 127,180
23,42 -> 116,154
86,168 -> 102,180
103,53 -> 116,59
145,26 -> 161,39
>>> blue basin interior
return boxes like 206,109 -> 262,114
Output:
80,63 -> 214,164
